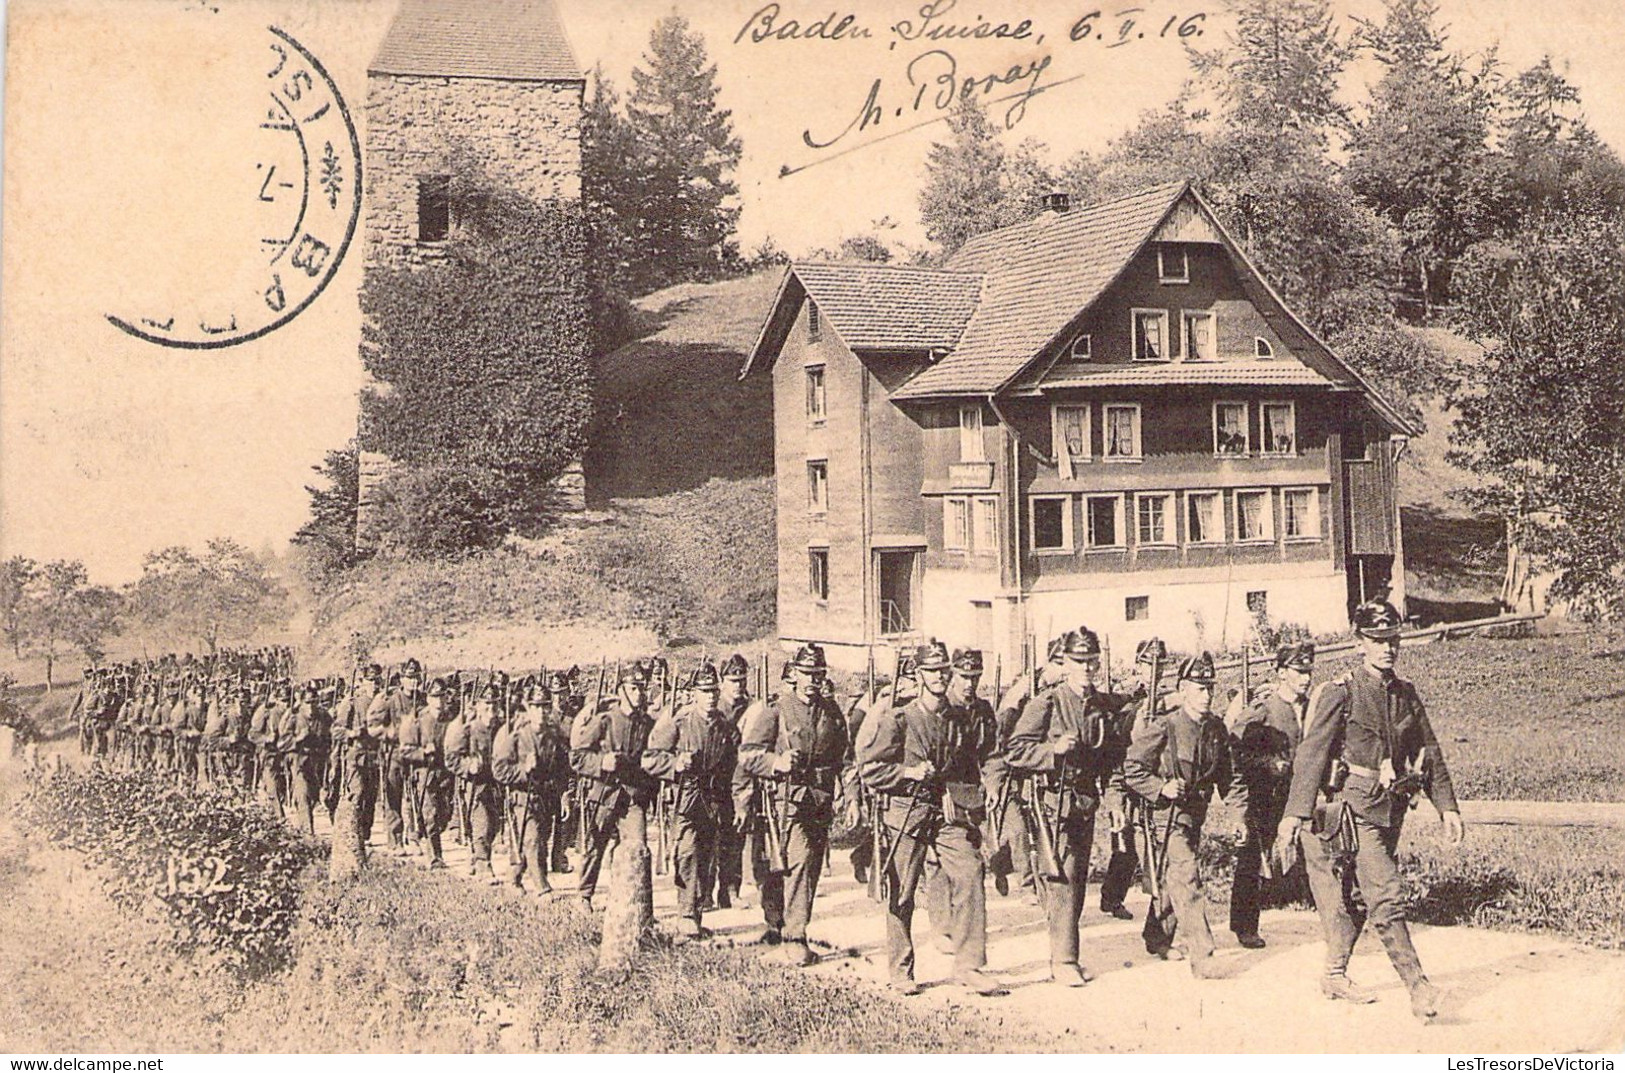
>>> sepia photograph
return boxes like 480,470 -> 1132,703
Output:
1,0 -> 1623,1056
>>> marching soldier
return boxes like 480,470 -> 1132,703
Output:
1123,653 -> 1242,976
710,654 -> 753,907
644,662 -> 739,937
396,671 -> 440,858
509,680 -> 571,892
1098,638 -> 1169,919
987,636 -> 1066,897
857,642 -> 1005,996
449,682 -> 505,883
1228,641 -> 1315,948
284,683 -> 330,835
1278,601 -> 1464,1019
541,671 -> 576,877
250,682 -> 288,819
571,661 -> 660,910
735,643 -> 847,968
1006,628 -> 1129,985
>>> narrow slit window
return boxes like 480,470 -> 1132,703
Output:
417,175 -> 451,242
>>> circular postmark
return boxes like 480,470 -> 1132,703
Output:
106,26 -> 361,349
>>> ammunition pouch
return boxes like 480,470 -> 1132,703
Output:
1312,799 -> 1359,856
1324,757 -> 1350,795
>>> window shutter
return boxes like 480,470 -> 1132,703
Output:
1053,408 -> 1073,480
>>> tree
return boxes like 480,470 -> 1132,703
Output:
1448,206 -> 1625,617
291,442 -> 361,585
1497,57 -> 1625,222
2,556 -> 37,658
582,66 -> 645,350
16,560 -> 122,689
623,15 -> 743,291
919,96 -> 1010,257
127,539 -> 292,656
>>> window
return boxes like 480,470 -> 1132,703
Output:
1214,401 -> 1249,456
1085,495 -> 1123,548
945,496 -> 970,550
1234,489 -> 1274,543
1030,495 -> 1072,552
1068,333 -> 1093,361
1283,487 -> 1320,539
1183,311 -> 1216,361
1103,404 -> 1141,460
1136,493 -> 1174,546
959,404 -> 985,462
973,496 -> 999,553
807,461 -> 828,513
805,367 -> 826,424
808,302 -> 821,341
1125,595 -> 1150,622
808,549 -> 829,602
1261,401 -> 1296,455
1158,244 -> 1189,283
416,175 -> 450,242
1187,491 -> 1223,545
1133,309 -> 1168,361
1246,590 -> 1268,616
1052,405 -> 1090,478
1255,336 -> 1274,358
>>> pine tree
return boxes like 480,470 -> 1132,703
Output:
1190,0 -> 1354,148
919,96 -> 1009,257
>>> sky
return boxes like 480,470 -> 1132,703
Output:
2,0 -> 1623,583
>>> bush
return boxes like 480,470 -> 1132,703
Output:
13,769 -> 324,975
373,465 -> 504,559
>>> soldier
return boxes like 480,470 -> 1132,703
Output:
1123,653 -> 1243,977
643,662 -> 739,937
857,642 -> 1005,996
570,662 -> 659,909
200,679 -> 231,788
1277,601 -> 1464,1018
987,636 -> 1066,898
372,660 -> 425,853
542,671 -> 576,877
250,682 -> 289,819
735,643 -> 848,968
283,683 -> 330,835
1228,641 -> 1315,948
1006,628 -> 1129,985
710,654 -> 753,907
510,680 -> 571,892
1098,638 -> 1169,919
449,682 -> 505,884
396,670 -> 441,858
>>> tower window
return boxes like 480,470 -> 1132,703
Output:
417,175 -> 451,242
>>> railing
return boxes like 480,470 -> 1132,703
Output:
879,599 -> 912,636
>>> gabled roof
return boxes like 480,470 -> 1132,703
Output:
739,262 -> 983,378
1022,361 -> 1333,392
371,0 -> 583,82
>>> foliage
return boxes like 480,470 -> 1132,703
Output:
290,441 -> 361,586
1,556 -> 34,658
13,768 -> 324,975
370,463 -> 504,559
1447,208 -> 1625,617
8,559 -> 123,686
126,538 -> 292,656
581,65 -> 645,353
0,671 -> 40,745
919,96 -> 1013,256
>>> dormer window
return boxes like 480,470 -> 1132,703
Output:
1068,333 -> 1093,361
1158,244 -> 1189,284
1132,309 -> 1167,361
1256,336 -> 1274,358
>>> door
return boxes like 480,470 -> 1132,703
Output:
876,550 -> 917,637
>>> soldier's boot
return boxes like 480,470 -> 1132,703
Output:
427,833 -> 445,869
752,926 -> 782,946
1379,924 -> 1440,1021
1235,932 -> 1267,949
468,858 -> 480,878
956,969 -> 1010,997
1100,901 -> 1134,920
1050,962 -> 1092,987
551,841 -> 573,874
1320,974 -> 1378,1004
483,859 -> 502,886
760,940 -> 815,967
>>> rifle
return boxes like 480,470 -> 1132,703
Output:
655,782 -> 673,876
1241,643 -> 1253,709
1102,636 -> 1113,692
756,776 -> 790,876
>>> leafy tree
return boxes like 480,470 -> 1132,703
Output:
126,539 -> 292,656
919,96 -> 1009,256
1448,206 -> 1625,617
291,442 -> 361,585
1057,98 -> 1214,206
1497,57 -> 1625,221
2,556 -> 37,658
16,560 -> 122,689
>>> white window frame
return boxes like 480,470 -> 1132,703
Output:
1260,400 -> 1297,456
807,460 -> 828,514
1186,490 -> 1224,546
958,404 -> 986,463
1029,495 -> 1074,554
1132,308 -> 1169,362
1233,488 -> 1276,544
805,365 -> 826,425
1051,403 -> 1091,479
808,546 -> 829,603
1135,492 -> 1176,547
1069,332 -> 1093,361
1158,244 -> 1189,284
1182,310 -> 1216,362
1255,336 -> 1274,358
1102,403 -> 1142,462
1213,400 -> 1250,457
1282,486 -> 1322,541
944,495 -> 970,551
973,496 -> 999,555
1084,494 -> 1126,550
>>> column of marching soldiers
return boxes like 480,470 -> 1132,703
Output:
71,597 -> 1465,1022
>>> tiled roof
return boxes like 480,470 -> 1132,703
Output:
793,262 -> 983,351
893,181 -> 1190,399
1030,361 -> 1334,391
371,0 -> 583,81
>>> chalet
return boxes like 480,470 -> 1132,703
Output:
741,181 -> 1418,672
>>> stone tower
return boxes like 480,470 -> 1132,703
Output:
356,0 -> 588,549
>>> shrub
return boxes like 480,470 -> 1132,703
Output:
373,464 -> 504,559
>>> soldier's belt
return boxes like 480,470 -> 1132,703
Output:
1345,762 -> 1381,779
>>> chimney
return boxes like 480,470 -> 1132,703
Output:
1042,190 -> 1071,214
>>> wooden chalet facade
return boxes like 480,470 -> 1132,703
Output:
741,182 -> 1418,672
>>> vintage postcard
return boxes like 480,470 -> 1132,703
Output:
2,0 -> 1623,1058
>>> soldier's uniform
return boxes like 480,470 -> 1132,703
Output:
284,684 -> 330,835
734,643 -> 847,966
1006,628 -> 1130,984
1123,653 -> 1242,975
1227,642 -> 1315,945
571,662 -> 659,906
857,643 -> 1005,996
1284,601 -> 1461,1018
370,661 -> 424,851
644,662 -> 739,935
201,685 -> 230,788
342,669 -> 386,847
710,654 -> 753,907
1096,638 -> 1169,918
448,685 -> 505,883
250,686 -> 288,819
543,671 -> 577,876
496,683 -> 570,892
985,640 -> 1066,897
398,678 -> 456,867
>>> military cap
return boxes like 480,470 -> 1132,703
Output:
1276,641 -> 1316,672
721,653 -> 750,681
1177,652 -> 1217,684
791,643 -> 828,671
364,663 -> 383,679
1353,600 -> 1403,641
780,660 -> 796,682
548,670 -> 570,692
427,678 -> 447,697
1045,635 -> 1067,662
1135,638 -> 1168,665
400,658 -> 423,678
479,682 -> 501,701
691,663 -> 721,690
618,660 -> 651,686
1061,627 -> 1102,661
301,682 -> 320,698
951,647 -> 984,673
914,639 -> 951,671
